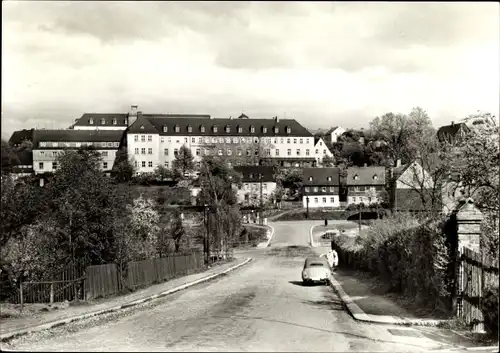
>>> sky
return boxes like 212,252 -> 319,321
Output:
2,1 -> 499,139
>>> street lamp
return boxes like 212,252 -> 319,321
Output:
306,196 -> 310,219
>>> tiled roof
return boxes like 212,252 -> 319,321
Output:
233,166 -> 276,183
302,167 -> 341,186
72,113 -> 129,127
33,129 -> 124,148
129,116 -> 313,137
437,123 -> 470,142
9,129 -> 34,145
346,166 -> 386,186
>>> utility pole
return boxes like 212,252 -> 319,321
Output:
358,203 -> 362,232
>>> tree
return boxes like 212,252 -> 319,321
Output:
321,155 -> 335,167
1,139 -> 20,174
172,145 -> 195,178
127,195 -> 160,259
112,147 -> 136,182
170,209 -> 185,253
153,165 -> 172,181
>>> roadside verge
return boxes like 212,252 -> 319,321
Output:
0,257 -> 253,343
255,224 -> 275,248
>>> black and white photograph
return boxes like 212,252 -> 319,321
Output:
1,1 -> 499,352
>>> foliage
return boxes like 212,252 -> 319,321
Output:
112,147 -> 135,182
170,209 -> 185,253
481,285 -> 499,336
126,195 -> 160,260
279,168 -> 303,194
172,145 -> 195,178
153,165 -> 173,181
321,155 -> 335,167
1,139 -> 20,174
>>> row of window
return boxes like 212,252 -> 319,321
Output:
133,135 -> 312,145
239,183 -> 268,190
38,161 -> 109,170
88,118 -> 126,125
310,197 -> 337,204
134,147 -> 319,158
39,141 -> 119,148
133,161 -> 202,169
351,196 -> 378,203
305,186 -> 380,193
159,124 -> 292,135
38,151 -> 110,157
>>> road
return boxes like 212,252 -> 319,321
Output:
6,221 -> 466,352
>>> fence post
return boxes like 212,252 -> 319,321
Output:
19,281 -> 24,312
50,282 -> 54,304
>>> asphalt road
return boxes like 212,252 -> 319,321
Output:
6,221 -> 464,352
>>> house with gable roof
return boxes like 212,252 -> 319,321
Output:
323,126 -> 346,144
302,167 -> 341,208
346,166 -> 386,205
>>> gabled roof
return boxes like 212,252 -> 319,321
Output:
72,113 -> 129,127
346,166 -> 386,186
233,166 -> 276,183
326,126 -> 340,134
437,122 -> 470,142
127,115 -> 160,134
142,114 -> 211,119
303,167 -> 341,186
9,129 -> 34,145
33,129 -> 124,147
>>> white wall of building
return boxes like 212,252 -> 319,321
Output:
236,181 -> 277,204
314,138 -> 333,163
33,148 -> 118,174
330,127 -> 346,143
128,133 -> 161,173
302,194 -> 340,208
347,194 -> 380,205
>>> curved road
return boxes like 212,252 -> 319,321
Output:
7,221 -> 458,352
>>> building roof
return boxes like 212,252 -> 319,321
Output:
303,167 -> 341,186
437,122 -> 470,142
233,166 -> 276,183
72,113 -> 129,127
326,126 -> 340,135
128,116 -> 312,137
9,129 -> 34,145
346,166 -> 386,186
33,129 -> 124,148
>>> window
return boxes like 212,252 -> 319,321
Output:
329,186 -> 335,192
134,161 -> 138,167
39,162 -> 44,170
161,137 -> 165,143
293,138 -> 297,144
101,118 -> 106,125
52,151 -> 58,157
40,142 -> 47,147
263,127 -> 267,133
175,125 -> 180,133
322,187 -> 326,192
371,186 -> 376,191
255,150 -> 259,156
174,148 -> 179,156
163,125 -> 168,132
164,149 -> 168,156
305,187 -> 310,192
327,176 -> 332,181
233,137 -> 238,144
141,135 -> 146,142
185,137 -> 188,143
265,149 -> 271,156
315,149 -> 319,154
373,175 -> 378,180
354,174 -> 359,180
200,126 -> 205,133
89,118 -> 94,125
287,138 -> 291,144
287,149 -> 291,156
218,149 -> 223,156
313,187 -> 318,192
308,176 -> 313,181
274,127 -> 279,134
39,151 -> 45,157
148,161 -> 153,168
101,151 -> 108,157
103,162 -> 108,169
354,187 -> 360,192
330,197 -> 334,203
107,142 -> 113,147
296,149 -> 300,155
225,125 -> 230,133
124,118 -> 128,125
250,126 -> 255,133
146,135 -> 151,142
134,135 -> 139,142
225,137 -> 231,144
148,148 -> 152,155
323,149 -> 327,155
286,127 -> 291,134
238,126 -> 243,133
196,148 -> 200,156
142,161 -> 146,168
164,161 -> 169,168
263,184 -> 267,190
368,197 -> 372,203
192,137 -> 195,143
219,137 -> 224,143
227,149 -> 232,156
314,197 -> 318,203
276,149 -> 280,156
114,142 -> 119,147
187,125 -> 192,133
320,141 -> 323,146
213,126 -> 218,133
199,138 -> 203,143
322,197 -> 327,203
280,138 -> 284,144
112,118 -> 117,125
273,138 -> 277,144
237,149 -> 242,156
52,162 -> 58,170
52,142 -> 58,147
141,148 -> 146,155
246,149 -> 251,156
353,197 -> 356,202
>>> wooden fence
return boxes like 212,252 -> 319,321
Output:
458,246 -> 499,332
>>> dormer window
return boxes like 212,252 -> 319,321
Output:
327,176 -> 332,181
187,125 -> 192,133
225,125 -> 230,133
262,127 -> 267,133
354,174 -> 359,180
175,125 -> 180,133
238,126 -> 243,133
308,176 -> 313,181
250,125 -> 255,133
213,125 -> 218,133
373,175 -> 378,180
200,125 -> 205,133
274,126 -> 279,134
249,173 -> 253,179
112,118 -> 117,125
286,126 -> 291,134
89,118 -> 94,125
124,118 -> 128,124
140,125 -> 145,130
163,125 -> 168,132
101,118 -> 106,125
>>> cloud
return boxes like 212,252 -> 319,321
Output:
1,1 -> 499,140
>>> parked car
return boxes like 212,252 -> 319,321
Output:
302,256 -> 331,285
321,231 -> 336,240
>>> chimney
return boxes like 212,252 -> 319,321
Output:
396,159 -> 401,167
128,105 -> 138,127
274,116 -> 279,123
451,121 -> 454,127
229,116 -> 232,120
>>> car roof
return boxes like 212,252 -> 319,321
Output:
304,256 -> 328,266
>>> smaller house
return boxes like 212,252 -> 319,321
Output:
324,126 -> 346,144
346,166 -> 386,205
313,137 -> 334,165
233,166 -> 277,206
389,160 -> 440,212
437,121 -> 470,144
302,167 -> 341,208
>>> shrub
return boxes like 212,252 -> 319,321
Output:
482,285 -> 499,336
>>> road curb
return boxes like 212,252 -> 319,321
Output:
328,273 -> 451,327
256,224 -> 275,248
309,224 -> 320,247
0,257 -> 253,343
